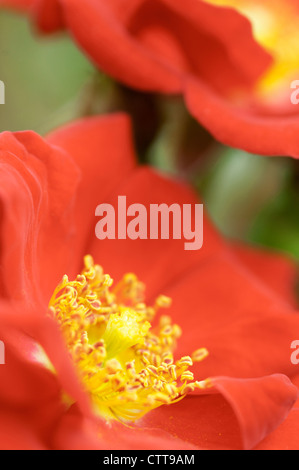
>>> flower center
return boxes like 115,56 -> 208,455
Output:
49,255 -> 209,422
204,0 -> 299,103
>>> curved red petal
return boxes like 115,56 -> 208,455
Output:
159,0 -> 272,85
57,0 -> 182,93
141,374 -> 298,450
61,0 -> 271,93
211,374 -> 298,450
0,309 -> 69,449
255,374 -> 299,449
0,301 -> 92,415
0,130 -> 80,304
18,0 -> 271,94
185,78 -> 299,158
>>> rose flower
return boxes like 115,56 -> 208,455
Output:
2,0 -> 299,157
0,113 -> 298,449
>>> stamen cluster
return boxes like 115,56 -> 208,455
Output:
49,256 -> 209,422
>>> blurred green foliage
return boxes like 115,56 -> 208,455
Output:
0,11 -> 95,133
196,149 -> 299,261
0,10 -> 299,266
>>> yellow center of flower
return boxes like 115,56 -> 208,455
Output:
204,0 -> 299,104
48,255 -> 209,422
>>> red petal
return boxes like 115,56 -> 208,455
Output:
31,0 -> 271,93
53,0 -> 182,92
0,300 -> 93,417
158,0 -> 271,85
88,165 -> 225,299
0,131 -> 80,303
231,243 -> 298,308
211,375 -> 298,450
0,411 -> 47,449
53,404 -> 197,450
255,374 -> 299,449
255,406 -> 299,450
46,114 -> 137,278
0,309 -> 69,449
33,0 -> 64,32
185,77 -> 299,158
161,251 -> 299,380
0,300 -> 199,451
141,374 -> 298,450
0,115 -> 137,304
0,329 -> 60,408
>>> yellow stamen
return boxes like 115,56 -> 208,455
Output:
49,255 -> 209,423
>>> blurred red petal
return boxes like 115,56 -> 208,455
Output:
159,0 -> 271,85
231,243 -> 298,308
57,0 -> 182,93
0,0 -> 271,94
60,0 -> 271,92
0,411 -> 46,450
185,78 -> 299,158
33,0 -> 64,32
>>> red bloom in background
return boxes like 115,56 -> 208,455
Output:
2,0 -> 299,157
0,113 -> 299,449
0,0 -> 270,92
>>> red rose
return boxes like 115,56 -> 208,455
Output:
185,0 -> 299,157
2,0 -> 299,157
0,113 -> 298,449
0,0 -> 270,90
